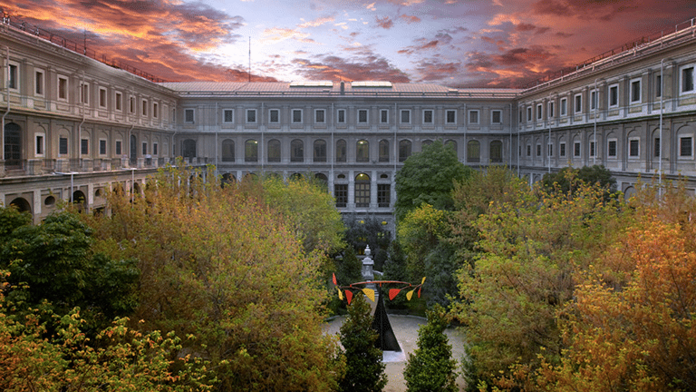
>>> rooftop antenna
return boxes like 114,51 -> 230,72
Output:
248,36 -> 251,82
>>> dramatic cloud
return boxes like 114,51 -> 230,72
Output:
292,53 -> 410,82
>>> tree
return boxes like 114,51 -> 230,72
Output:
541,165 -> 617,200
343,217 -> 391,270
404,305 -> 458,392
394,140 -> 473,222
339,294 -> 388,392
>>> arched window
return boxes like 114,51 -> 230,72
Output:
467,140 -> 480,163
72,190 -> 87,212
222,139 -> 234,162
182,139 -> 196,158
379,139 -> 389,162
291,139 -> 304,162
245,139 -> 258,162
490,140 -> 503,163
355,173 -> 370,207
422,139 -> 433,147
314,139 -> 327,162
268,139 -> 281,162
399,140 -> 412,162
336,139 -> 347,162
445,139 -> 457,154
4,123 -> 21,167
9,197 -> 31,214
356,140 -> 369,162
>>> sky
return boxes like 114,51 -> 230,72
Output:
1,0 -> 695,88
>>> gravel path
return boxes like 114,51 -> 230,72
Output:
324,314 -> 467,392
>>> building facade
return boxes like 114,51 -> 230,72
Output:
1,18 -> 695,230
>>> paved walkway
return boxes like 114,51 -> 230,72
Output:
324,314 -> 467,392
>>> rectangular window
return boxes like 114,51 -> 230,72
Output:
574,93 -> 582,113
630,79 -> 641,103
8,63 -> 18,90
608,140 -> 617,157
153,102 -> 158,118
334,184 -> 348,208
247,109 -> 257,123
142,142 -> 148,155
358,109 -> 368,124
574,142 -> 581,157
142,100 -> 148,116
401,109 -> 411,124
129,97 -> 135,113
441,109 -> 454,124
548,143 -> 553,157
35,135 -> 44,155
548,101 -> 555,118
269,109 -> 279,123
315,109 -> 325,123
423,109 -> 433,124
656,75 -> 662,98
654,138 -> 660,157
526,106 -> 532,121
116,140 -> 122,156
35,70 -> 44,96
680,137 -> 693,157
526,144 -> 531,156
292,109 -> 303,123
468,110 -> 479,124
81,138 -> 89,155
609,85 -> 619,107
590,90 -> 597,111
115,92 -> 122,111
337,109 -> 346,123
99,87 -> 107,108
80,83 -> 89,104
491,110 -> 502,124
153,143 -> 158,155
536,103 -> 543,120
99,139 -> 107,155
59,137 -> 68,155
223,109 -> 234,123
629,139 -> 640,157
560,98 -> 567,116
682,66 -> 695,93
559,142 -> 566,157
184,109 -> 195,123
380,109 -> 389,124
58,76 -> 68,100
378,184 -> 391,208
589,141 -> 596,157
536,144 -> 541,157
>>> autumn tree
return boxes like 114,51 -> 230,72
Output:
339,293 -> 388,392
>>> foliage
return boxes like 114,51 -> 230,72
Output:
403,305 -> 458,392
381,241 -> 409,309
91,164 -> 345,391
343,217 -> 391,270
397,204 -> 450,280
0,271 -> 214,391
541,165 -> 617,200
394,140 -> 473,222
0,209 -> 139,333
339,294 -> 388,392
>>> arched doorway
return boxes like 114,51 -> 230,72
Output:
4,123 -> 21,168
72,190 -> 87,212
355,173 -> 370,207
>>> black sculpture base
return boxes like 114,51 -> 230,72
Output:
371,290 -> 401,352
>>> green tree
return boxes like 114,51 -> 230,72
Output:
339,294 -> 388,392
541,165 -> 617,200
394,140 -> 473,222
343,217 -> 391,270
404,305 -> 458,392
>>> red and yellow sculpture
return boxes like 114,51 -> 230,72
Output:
332,273 -> 426,305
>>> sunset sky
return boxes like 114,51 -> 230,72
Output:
2,0 -> 694,87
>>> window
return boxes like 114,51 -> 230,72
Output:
680,137 -> 693,157
527,145 -> 531,156
630,79 -> 641,103
142,142 -> 148,155
378,184 -> 390,208
223,109 -> 234,123
490,141 -> 503,163
379,139 -> 389,162
445,140 -> 457,156
356,140 -> 369,162
8,63 -> 18,90
183,139 -> 196,159
548,101 -> 554,118
292,109 -> 303,123
58,76 -> 68,101
337,109 -> 346,124
153,143 -> 158,155
548,143 -> 553,157
379,109 -> 388,124
401,109 -> 411,124
423,109 -> 433,124
608,140 -> 617,157
399,140 -> 412,162
656,75 -> 662,98
99,87 -> 107,108
336,139 -> 347,162
291,139 -> 304,162
590,90 -> 597,111
491,110 -> 502,124
245,139 -> 258,162
334,184 -> 348,208
116,140 -> 122,156
467,140 -> 480,163
536,144 -> 541,157
314,139 -> 327,162
115,92 -> 122,111
681,66 -> 695,94
574,142 -> 581,157
153,102 -> 159,118
58,137 -> 68,155
81,138 -> 89,155
80,83 -> 89,105
560,98 -> 567,116
355,173 -> 371,207
536,103 -> 543,120
526,106 -> 532,122
609,84 -> 619,107
469,110 -> 479,124
559,142 -> 566,157
629,138 -> 640,157
315,109 -> 325,123
446,109 -> 456,124
574,93 -> 582,113
35,134 -> 44,155
267,139 -> 280,162
222,139 -> 235,162
654,138 -> 660,157
358,109 -> 368,124
589,141 -> 596,157
269,109 -> 279,123
184,109 -> 195,123
142,100 -> 148,116
129,96 -> 135,113
35,70 -> 44,96
246,109 -> 257,123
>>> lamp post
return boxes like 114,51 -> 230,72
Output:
54,171 -> 76,203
